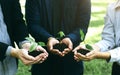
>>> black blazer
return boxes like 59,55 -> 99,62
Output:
0,0 -> 28,61
26,0 -> 91,46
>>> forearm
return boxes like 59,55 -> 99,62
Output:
96,52 -> 111,60
91,44 -> 111,60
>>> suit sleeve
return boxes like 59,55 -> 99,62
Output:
25,0 -> 52,43
0,42 -> 9,61
66,0 -> 91,47
11,0 -> 28,44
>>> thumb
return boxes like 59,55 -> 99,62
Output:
22,49 -> 35,61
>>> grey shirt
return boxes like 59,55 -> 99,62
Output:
0,5 -> 17,75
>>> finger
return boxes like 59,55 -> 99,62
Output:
62,48 -> 71,55
74,55 -> 82,62
21,49 -> 35,61
34,55 -> 43,63
76,53 -> 86,58
20,57 -> 36,66
75,53 -> 88,60
68,42 -> 73,50
74,50 -> 77,54
86,51 -> 94,56
74,55 -> 79,60
36,46 -> 47,53
14,41 -> 19,49
40,53 -> 48,61
39,61 -> 43,64
73,46 -> 81,52
51,49 -> 63,56
47,42 -> 53,50
21,50 -> 47,65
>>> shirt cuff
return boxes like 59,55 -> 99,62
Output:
6,46 -> 13,56
95,42 -> 110,52
108,48 -> 120,63
19,40 -> 30,48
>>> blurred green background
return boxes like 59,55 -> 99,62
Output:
17,0 -> 115,75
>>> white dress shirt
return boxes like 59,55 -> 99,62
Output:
96,0 -> 120,64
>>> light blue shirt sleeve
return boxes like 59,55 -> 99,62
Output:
108,47 -> 120,64
6,40 -> 30,56
6,46 -> 13,56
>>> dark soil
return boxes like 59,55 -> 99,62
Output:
28,50 -> 43,57
28,46 -> 47,57
77,48 -> 90,55
53,43 -> 67,52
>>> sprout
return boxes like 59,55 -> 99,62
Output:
25,34 -> 45,51
79,29 -> 93,50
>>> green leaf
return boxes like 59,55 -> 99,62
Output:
38,42 -> 46,46
29,42 -> 38,51
80,29 -> 85,41
25,37 -> 35,42
85,44 -> 93,50
58,31 -> 65,38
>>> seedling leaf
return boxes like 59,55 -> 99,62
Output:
58,31 -> 65,38
38,42 -> 46,46
25,37 -> 35,42
85,44 -> 93,50
80,29 -> 85,41
30,42 -> 38,51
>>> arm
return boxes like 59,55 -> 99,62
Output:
66,0 -> 91,46
11,0 -> 28,44
0,0 -> 28,61
25,0 -> 52,43
73,44 -> 111,61
0,42 -> 9,61
95,3 -> 116,52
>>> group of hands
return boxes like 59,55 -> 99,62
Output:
10,37 -> 100,66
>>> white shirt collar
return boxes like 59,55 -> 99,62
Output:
114,0 -> 120,9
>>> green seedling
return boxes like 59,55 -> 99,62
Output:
80,29 -> 93,50
56,31 -> 65,41
77,29 -> 93,55
53,31 -> 67,52
25,34 -> 46,57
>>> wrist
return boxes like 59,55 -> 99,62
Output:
92,44 -> 101,51
95,51 -> 111,59
10,48 -> 19,58
21,42 -> 31,50
6,46 -> 13,56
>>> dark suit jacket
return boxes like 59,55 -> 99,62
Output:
0,0 -> 28,61
26,0 -> 91,47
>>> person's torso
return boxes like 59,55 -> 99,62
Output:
38,0 -> 80,36
108,3 -> 120,46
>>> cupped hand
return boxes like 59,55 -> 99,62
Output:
60,38 -> 73,56
73,45 -> 99,61
11,48 -> 38,65
35,45 -> 49,63
47,37 -> 63,56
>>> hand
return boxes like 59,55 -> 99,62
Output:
11,48 -> 40,65
12,42 -> 48,65
60,38 -> 73,56
35,45 -> 48,63
21,42 -> 31,51
47,37 -> 63,56
23,42 -> 49,64
73,45 -> 100,61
